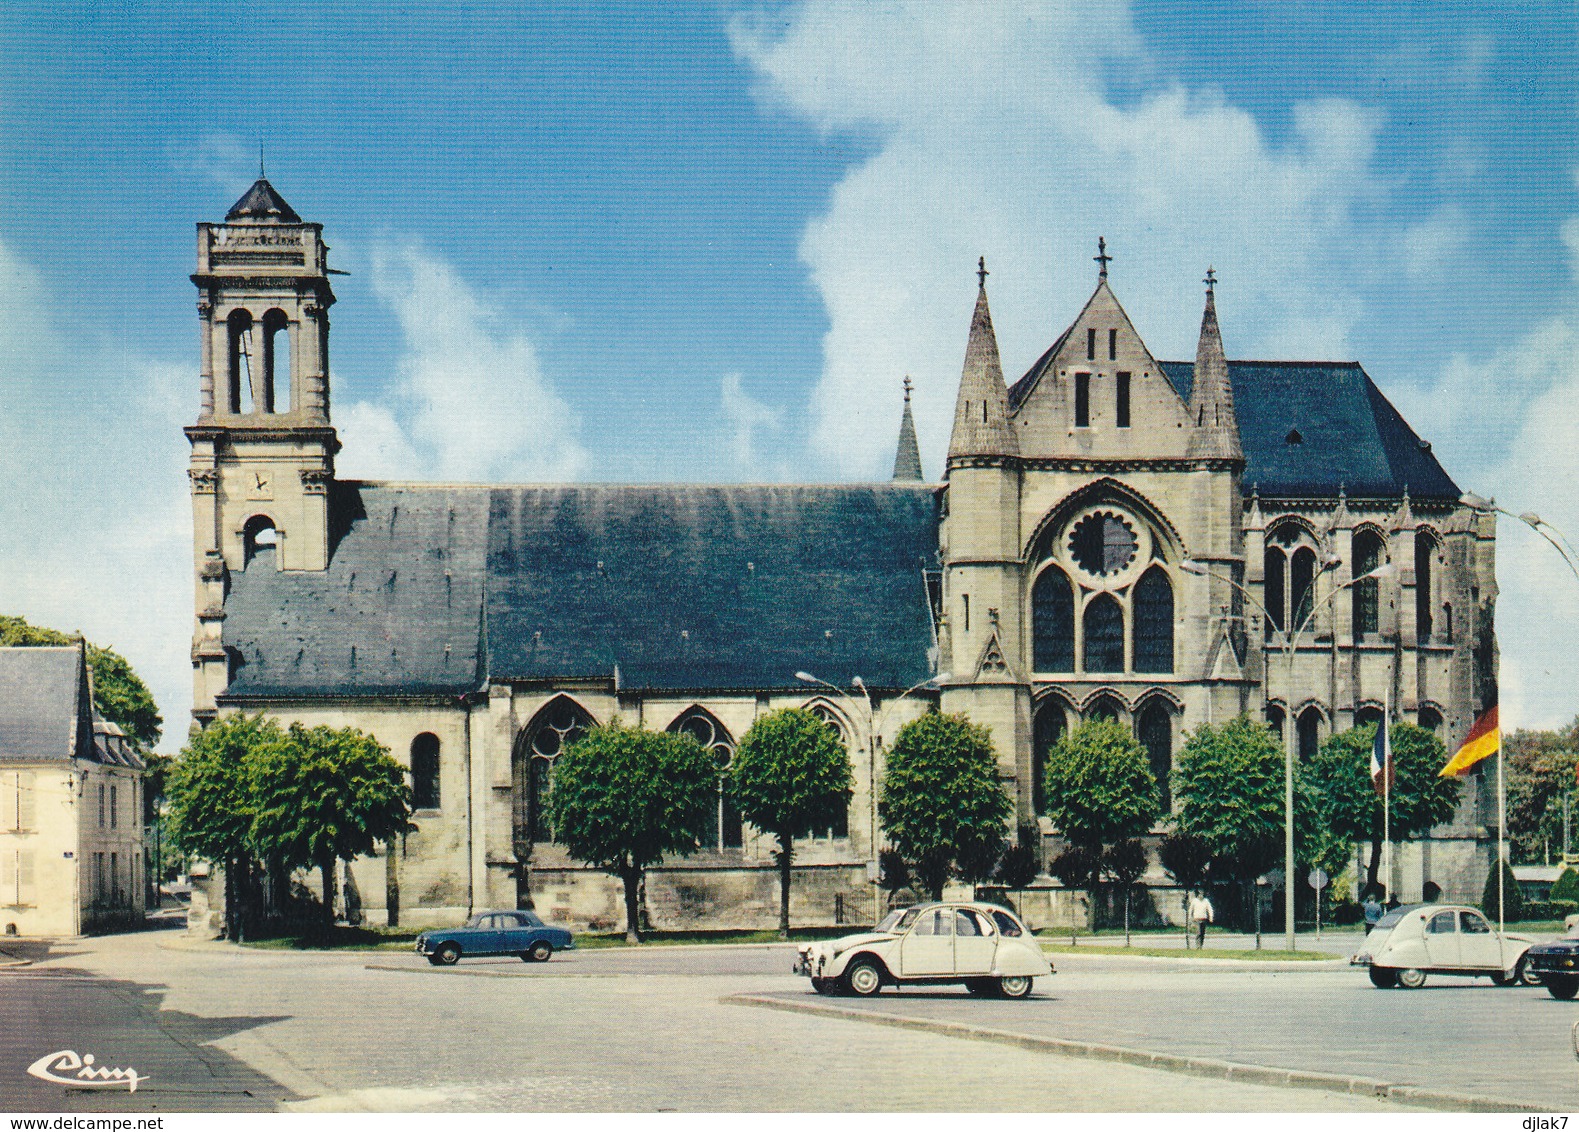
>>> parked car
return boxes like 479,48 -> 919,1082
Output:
793,902 -> 1053,998
415,910 -> 575,965
1517,918 -> 1579,998
1350,903 -> 1539,988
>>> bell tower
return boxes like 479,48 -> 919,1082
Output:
185,176 -> 339,719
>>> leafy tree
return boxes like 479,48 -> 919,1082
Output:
731,708 -> 853,936
1481,858 -> 1524,923
1174,715 -> 1286,881
1104,838 -> 1149,943
879,713 -> 1011,901
878,848 -> 912,899
1049,844 -> 1101,935
1041,719 -> 1160,849
995,824 -> 1042,891
1553,867 -> 1579,904
1506,719 -> 1579,864
551,721 -> 716,942
1302,722 -> 1460,895
250,724 -> 412,932
1159,831 -> 1212,946
0,614 -> 162,750
165,714 -> 280,939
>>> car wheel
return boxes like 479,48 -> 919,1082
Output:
1548,975 -> 1579,1000
965,979 -> 995,996
810,977 -> 837,996
433,942 -> 461,966
1397,967 -> 1426,989
426,953 -> 445,967
1368,967 -> 1399,989
1490,970 -> 1513,987
998,975 -> 1033,999
843,958 -> 884,997
528,940 -> 554,962
1519,957 -> 1543,987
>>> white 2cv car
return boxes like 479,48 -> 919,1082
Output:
1351,903 -> 1540,988
794,902 -> 1053,998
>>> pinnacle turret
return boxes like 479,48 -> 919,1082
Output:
892,376 -> 924,481
1185,268 -> 1243,461
947,258 -> 1019,462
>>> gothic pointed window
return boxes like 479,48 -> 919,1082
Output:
798,704 -> 850,840
1083,594 -> 1124,673
1132,567 -> 1174,674
1415,530 -> 1437,643
1264,547 -> 1286,633
517,697 -> 594,845
1137,702 -> 1172,812
1297,707 -> 1323,763
1352,531 -> 1384,639
668,707 -> 741,850
1032,565 -> 1075,672
1087,693 -> 1123,722
1031,702 -> 1067,816
1290,547 -> 1316,629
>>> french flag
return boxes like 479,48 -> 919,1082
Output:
1371,714 -> 1394,794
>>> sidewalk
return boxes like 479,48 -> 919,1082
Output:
1046,928 -> 1365,956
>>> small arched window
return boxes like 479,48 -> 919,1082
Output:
1031,702 -> 1067,816
1136,702 -> 1172,812
1087,694 -> 1123,723
227,308 -> 256,413
1266,703 -> 1286,740
1264,547 -> 1286,633
1297,707 -> 1323,763
668,707 -> 741,850
1355,705 -> 1384,731
1031,565 -> 1075,672
243,515 -> 278,567
411,733 -> 441,810
261,308 -> 291,414
1352,530 -> 1385,638
1132,567 -> 1174,674
1082,594 -> 1124,673
1418,705 -> 1443,735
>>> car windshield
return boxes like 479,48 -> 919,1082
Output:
1373,904 -> 1424,931
876,907 -> 924,932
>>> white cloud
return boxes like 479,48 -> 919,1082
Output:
336,241 -> 587,484
735,1 -> 1389,477
719,372 -> 784,477
0,239 -> 193,750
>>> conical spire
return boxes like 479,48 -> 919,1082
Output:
1185,267 -> 1242,460
948,257 -> 1019,461
226,178 -> 302,224
892,376 -> 924,481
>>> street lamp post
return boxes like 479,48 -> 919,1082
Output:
794,669 -> 950,926
1460,492 -> 1579,585
1181,555 -> 1396,951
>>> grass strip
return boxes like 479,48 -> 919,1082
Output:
1040,942 -> 1336,960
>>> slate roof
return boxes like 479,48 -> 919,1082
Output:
226,178 -> 303,224
0,647 -> 97,764
221,482 -> 942,699
1160,361 -> 1460,499
222,484 -> 489,699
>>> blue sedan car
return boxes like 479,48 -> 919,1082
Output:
415,910 -> 576,965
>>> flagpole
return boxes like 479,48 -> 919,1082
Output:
1497,733 -> 1506,935
1383,690 -> 1391,904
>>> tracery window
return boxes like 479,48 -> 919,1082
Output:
1069,512 -> 1138,577
1352,530 -> 1385,638
668,707 -> 741,850
1132,567 -> 1174,674
521,698 -> 593,843
1031,565 -> 1075,672
797,704 -> 849,840
1083,594 -> 1125,673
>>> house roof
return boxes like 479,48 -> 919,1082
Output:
221,482 -> 942,700
226,178 -> 303,224
0,646 -> 97,764
1161,360 -> 1458,499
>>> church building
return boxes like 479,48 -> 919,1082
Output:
186,180 -> 1497,931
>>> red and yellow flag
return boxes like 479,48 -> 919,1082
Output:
1440,706 -> 1499,777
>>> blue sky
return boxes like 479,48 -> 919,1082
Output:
0,2 -> 1576,746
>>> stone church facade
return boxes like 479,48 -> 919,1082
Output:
186,180 -> 1497,931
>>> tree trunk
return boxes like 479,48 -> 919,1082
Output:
621,861 -> 642,944
319,858 -> 336,934
1366,838 -> 1383,897
224,857 -> 239,942
777,837 -> 793,939
385,840 -> 400,929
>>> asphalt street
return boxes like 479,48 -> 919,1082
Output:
0,926 -> 1566,1112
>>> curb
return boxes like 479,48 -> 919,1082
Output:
1042,950 -> 1350,972
363,961 -> 621,979
721,992 -> 1543,1113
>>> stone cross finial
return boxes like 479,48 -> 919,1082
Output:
903,374 -> 913,403
1095,237 -> 1112,279
1204,266 -> 1216,293
977,256 -> 988,288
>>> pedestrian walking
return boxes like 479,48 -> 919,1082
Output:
1187,889 -> 1214,949
1362,892 -> 1383,934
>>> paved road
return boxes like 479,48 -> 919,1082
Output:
2,931 -> 1413,1113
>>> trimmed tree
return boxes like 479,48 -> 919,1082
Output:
1481,858 -> 1525,923
551,721 -> 717,942
1302,722 -> 1460,896
165,713 -> 279,939
1159,831 -> 1212,946
731,708 -> 853,937
1040,718 -> 1159,929
250,723 -> 413,934
1103,838 -> 1149,944
880,713 -> 1011,901
1552,867 -> 1579,904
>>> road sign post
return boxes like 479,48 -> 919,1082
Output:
1308,868 -> 1329,940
